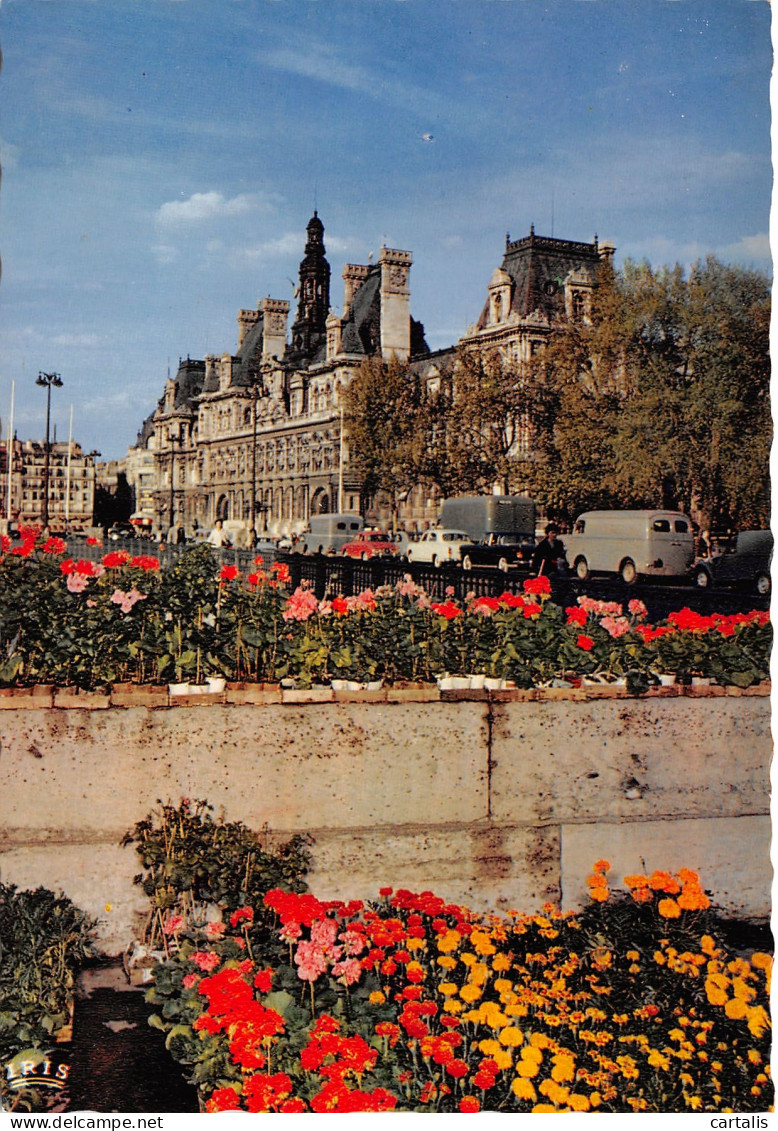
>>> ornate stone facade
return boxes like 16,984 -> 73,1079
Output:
136,217 -> 613,536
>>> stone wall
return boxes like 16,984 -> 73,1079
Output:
0,687 -> 770,953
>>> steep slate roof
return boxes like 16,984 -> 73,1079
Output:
340,267 -> 381,356
476,228 -> 601,328
172,359 -> 206,409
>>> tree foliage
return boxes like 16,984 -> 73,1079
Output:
343,257 -> 770,530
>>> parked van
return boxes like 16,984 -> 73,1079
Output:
439,495 -> 536,543
298,513 -> 364,555
566,510 -> 695,584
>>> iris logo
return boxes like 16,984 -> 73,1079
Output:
5,1048 -> 70,1092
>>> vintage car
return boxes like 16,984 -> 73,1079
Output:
405,528 -> 470,566
340,530 -> 400,560
459,531 -> 536,572
692,530 -> 772,595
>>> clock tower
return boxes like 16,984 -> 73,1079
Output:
289,211 -> 331,361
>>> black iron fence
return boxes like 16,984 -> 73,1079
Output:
60,540 -> 768,621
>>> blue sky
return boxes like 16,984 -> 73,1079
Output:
1,0 -> 772,460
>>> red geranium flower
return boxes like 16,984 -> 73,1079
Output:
220,564 -> 239,581
577,634 -> 595,651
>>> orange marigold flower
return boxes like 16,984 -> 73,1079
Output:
631,887 -> 654,903
459,1096 -> 480,1113
648,870 -> 680,894
677,887 -> 710,911
623,874 -> 648,889
658,898 -> 681,919
589,887 -> 609,903
593,859 -> 611,873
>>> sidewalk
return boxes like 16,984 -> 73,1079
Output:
65,961 -> 198,1113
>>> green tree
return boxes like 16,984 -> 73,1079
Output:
342,356 -> 430,522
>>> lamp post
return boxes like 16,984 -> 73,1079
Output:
247,366 -> 268,543
168,429 -> 183,529
36,371 -> 63,529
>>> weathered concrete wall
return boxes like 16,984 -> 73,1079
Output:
0,692 -> 770,952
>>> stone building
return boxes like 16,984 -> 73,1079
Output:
139,215 -> 613,536
0,439 -> 97,533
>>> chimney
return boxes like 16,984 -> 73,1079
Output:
378,248 -> 413,361
259,298 -> 289,360
342,264 -> 371,317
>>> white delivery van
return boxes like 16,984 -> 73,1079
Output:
298,513 -> 364,555
566,510 -> 695,584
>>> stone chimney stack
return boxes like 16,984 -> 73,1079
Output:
378,248 -> 413,361
326,311 -> 342,361
237,308 -> 261,350
259,298 -> 290,360
342,264 -> 371,316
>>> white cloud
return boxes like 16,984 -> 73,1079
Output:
51,333 -> 101,348
719,232 -> 771,264
156,191 -> 256,226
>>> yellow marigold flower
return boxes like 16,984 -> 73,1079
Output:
756,1073 -> 768,1085
679,1073 -> 694,1086
494,977 -> 513,993
658,898 -> 681,919
626,950 -> 640,961
747,1005 -> 769,1038
685,1095 -> 703,1111
470,961 -> 490,985
700,935 -> 717,955
471,929 -> 497,956
492,954 -> 512,973
551,1054 -> 576,1083
712,1062 -> 723,1072
459,983 -> 482,1003
460,952 -> 477,966
705,981 -> 729,1007
406,960 -> 424,979
505,1002 -> 529,1018
406,936 -> 426,951
478,1001 -> 507,1027
653,950 -> 666,965
590,1092 -> 602,1109
568,1093 -> 590,1111
647,1050 -> 670,1071
697,1051 -> 708,1061
628,964 -> 641,974
677,886 -> 710,911
751,952 -> 772,972
438,981 -> 458,996
732,976 -> 756,1003
437,955 -> 457,969
748,1050 -> 762,1066
539,1080 -> 570,1106
499,1026 -> 524,1047
511,1077 -> 536,1102
479,1039 -> 501,1055
516,1059 -> 540,1078
529,1032 -> 553,1049
649,869 -> 680,893
668,1029 -> 686,1042
443,998 -> 464,1014
492,1049 -> 513,1070
369,991 -> 386,1005
437,931 -> 461,953
532,1103 -> 557,1113
463,1009 -> 483,1026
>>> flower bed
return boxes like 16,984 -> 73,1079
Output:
0,530 -> 770,690
142,867 -> 772,1114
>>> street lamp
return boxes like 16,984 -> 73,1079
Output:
247,366 -> 269,543
35,371 -> 63,529
168,429 -> 183,529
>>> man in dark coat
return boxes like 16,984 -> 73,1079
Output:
531,523 -> 568,576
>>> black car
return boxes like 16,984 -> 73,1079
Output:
459,532 -> 536,572
692,530 -> 772,596
106,523 -> 137,541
